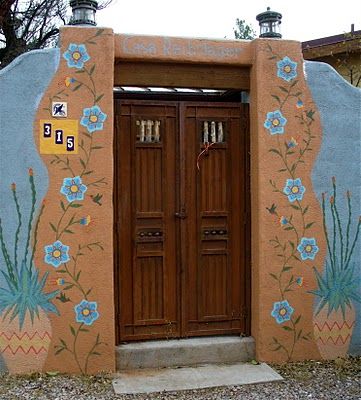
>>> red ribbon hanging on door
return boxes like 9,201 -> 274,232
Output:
196,142 -> 216,171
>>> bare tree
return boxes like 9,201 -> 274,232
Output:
0,0 -> 113,68
330,32 -> 361,88
233,19 -> 256,40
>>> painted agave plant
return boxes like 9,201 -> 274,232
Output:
0,169 -> 59,329
310,177 -> 361,317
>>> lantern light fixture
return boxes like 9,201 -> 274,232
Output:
256,7 -> 282,39
69,0 -> 98,26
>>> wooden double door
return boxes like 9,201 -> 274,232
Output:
114,100 -> 250,342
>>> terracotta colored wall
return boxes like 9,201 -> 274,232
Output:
250,39 -> 324,362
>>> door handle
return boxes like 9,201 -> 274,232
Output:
175,210 -> 187,219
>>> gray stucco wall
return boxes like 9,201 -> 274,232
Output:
306,61 -> 361,354
0,48 -> 60,371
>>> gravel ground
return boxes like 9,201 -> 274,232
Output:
0,357 -> 360,400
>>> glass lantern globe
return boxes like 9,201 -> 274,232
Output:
256,7 -> 282,39
69,0 -> 98,26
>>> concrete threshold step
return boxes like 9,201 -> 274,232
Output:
112,362 -> 283,394
116,336 -> 255,370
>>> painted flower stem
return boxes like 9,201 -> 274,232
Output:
30,202 -> 45,271
24,170 -> 37,266
79,135 -> 94,178
0,218 -> 17,288
332,180 -> 345,268
345,193 -> 352,265
11,185 -> 22,270
55,203 -> 72,241
344,218 -> 361,270
52,156 -> 76,177
64,263 -> 88,299
73,78 -> 96,102
84,334 -> 103,374
83,66 -> 97,104
72,323 -> 85,374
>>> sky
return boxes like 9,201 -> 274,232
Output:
96,0 -> 360,42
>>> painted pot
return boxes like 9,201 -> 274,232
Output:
313,305 -> 355,359
0,310 -> 52,374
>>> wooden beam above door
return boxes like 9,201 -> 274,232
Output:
114,62 -> 250,90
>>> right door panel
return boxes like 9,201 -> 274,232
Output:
181,103 -> 249,337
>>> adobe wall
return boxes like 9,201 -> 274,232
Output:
0,26 -> 359,374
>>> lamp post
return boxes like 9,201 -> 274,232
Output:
69,0 -> 98,26
256,7 -> 282,39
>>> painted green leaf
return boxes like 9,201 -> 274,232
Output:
284,227 -> 293,231
64,229 -> 74,234
91,352 -> 101,356
279,86 -> 289,93
49,222 -> 57,232
290,204 -> 300,210
268,56 -> 277,60
60,201 -> 66,212
89,65 -> 96,75
69,203 -> 82,208
302,205 -> 309,215
75,69 -> 85,74
70,325 -> 76,336
96,29 -> 105,36
80,328 -> 89,332
294,315 -> 301,325
269,148 -> 281,155
72,83 -> 83,91
290,80 -> 299,87
282,266 -> 293,272
87,40 -> 97,45
91,146 -> 104,150
55,348 -> 65,355
282,326 -> 293,331
269,273 -> 278,280
80,159 -> 86,168
305,222 -> 315,229
271,94 -> 281,103
95,94 -> 104,103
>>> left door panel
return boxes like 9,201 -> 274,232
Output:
115,101 -> 179,341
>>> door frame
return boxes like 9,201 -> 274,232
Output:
114,97 -> 251,344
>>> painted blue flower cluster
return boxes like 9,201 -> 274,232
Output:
81,105 -> 107,133
44,240 -> 70,268
75,300 -> 99,325
63,44 -> 90,69
271,300 -> 294,324
60,176 -> 87,202
283,178 -> 306,202
277,56 -> 298,82
297,237 -> 319,260
264,110 -> 287,135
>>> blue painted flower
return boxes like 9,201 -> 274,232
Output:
80,105 -> 107,133
287,137 -> 298,149
60,176 -> 87,202
296,99 -> 304,108
271,300 -> 294,324
283,178 -> 305,202
264,110 -> 287,135
296,277 -> 304,286
63,44 -> 90,69
44,241 -> 70,268
279,216 -> 288,226
277,56 -> 298,82
297,237 -> 319,260
74,300 -> 99,326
